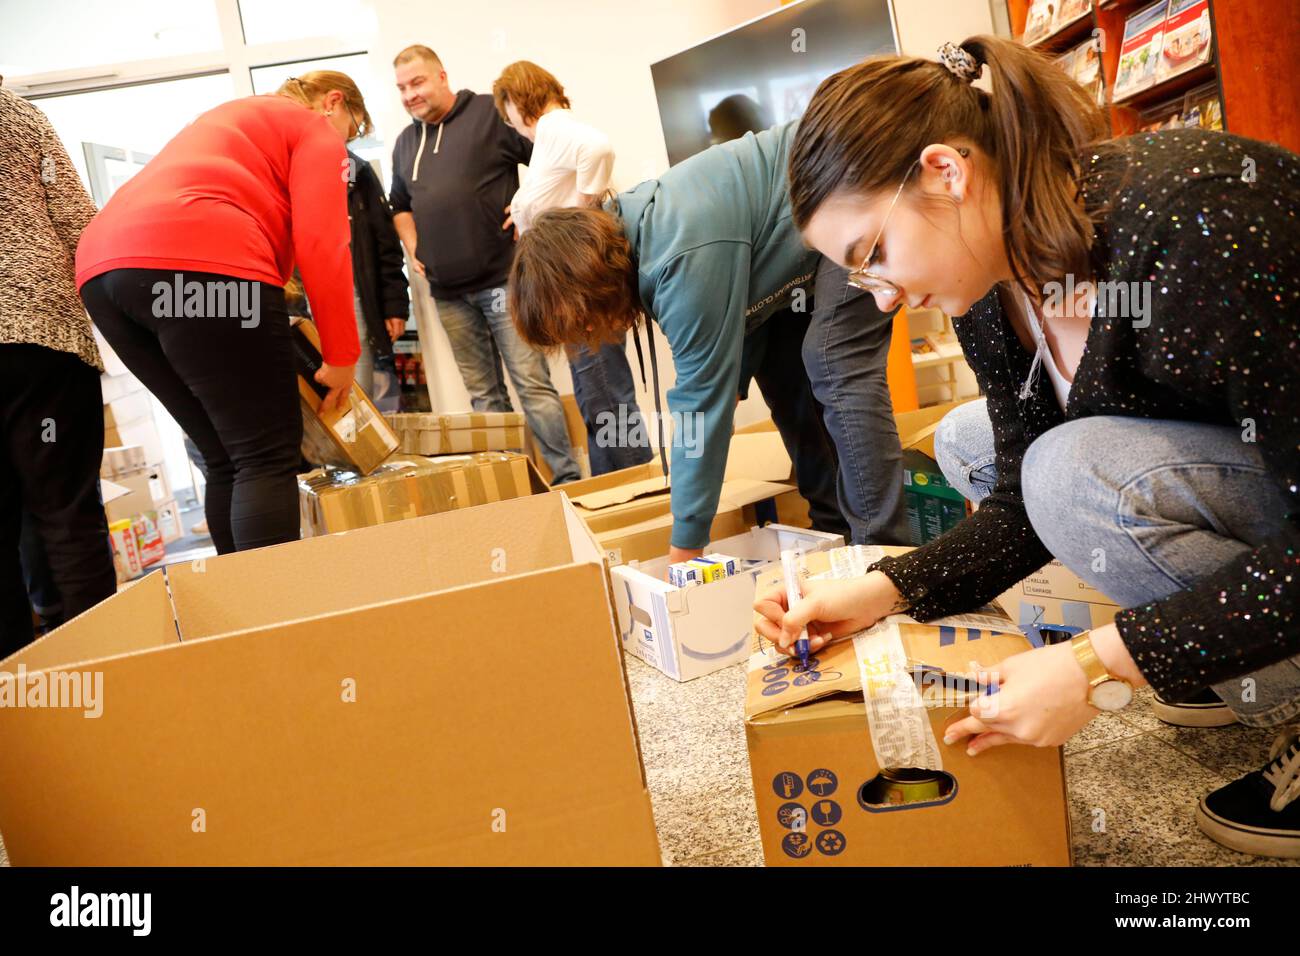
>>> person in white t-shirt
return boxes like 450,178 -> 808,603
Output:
493,61 -> 652,475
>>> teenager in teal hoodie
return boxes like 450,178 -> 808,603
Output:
508,121 -> 908,565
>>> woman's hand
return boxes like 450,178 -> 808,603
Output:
943,622 -> 1146,756
314,363 -> 355,414
753,570 -> 901,656
385,318 -> 406,341
666,546 -> 705,580
943,641 -> 1096,755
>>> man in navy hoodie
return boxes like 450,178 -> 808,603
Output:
390,45 -> 580,483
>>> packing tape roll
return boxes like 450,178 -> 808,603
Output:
852,622 -> 944,771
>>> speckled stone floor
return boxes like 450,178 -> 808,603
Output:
622,656 -> 1300,868
1,656 -> 1294,868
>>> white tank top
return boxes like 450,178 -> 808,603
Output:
1020,290 -> 1074,411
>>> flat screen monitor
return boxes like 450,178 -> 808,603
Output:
651,0 -> 899,165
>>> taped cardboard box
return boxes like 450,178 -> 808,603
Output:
995,559 -> 1122,644
293,319 -> 398,475
562,428 -> 799,564
386,411 -> 526,456
745,545 -> 1070,867
0,492 -> 661,866
614,524 -> 843,681
298,451 -> 547,536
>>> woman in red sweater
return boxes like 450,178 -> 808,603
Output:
78,72 -> 366,554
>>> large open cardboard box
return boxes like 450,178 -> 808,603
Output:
744,546 -> 1071,867
0,492 -> 660,866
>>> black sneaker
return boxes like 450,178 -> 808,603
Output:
1196,727 -> 1300,858
1152,687 -> 1238,727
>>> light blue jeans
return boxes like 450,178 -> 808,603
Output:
353,294 -> 400,414
435,285 -> 580,484
936,398 -> 1300,728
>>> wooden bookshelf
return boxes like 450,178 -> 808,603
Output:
1003,0 -> 1300,152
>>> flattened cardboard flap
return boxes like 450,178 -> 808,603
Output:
745,545 -> 1027,720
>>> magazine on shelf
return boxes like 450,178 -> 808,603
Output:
1071,35 -> 1106,106
1112,0 -> 1169,100
1023,0 -> 1057,45
1053,45 -> 1078,78
1155,0 -> 1213,84
1054,0 -> 1093,32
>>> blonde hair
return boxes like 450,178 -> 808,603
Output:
276,70 -> 374,139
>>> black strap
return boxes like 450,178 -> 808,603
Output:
645,321 -> 669,484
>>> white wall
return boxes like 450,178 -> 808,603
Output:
365,0 -> 781,432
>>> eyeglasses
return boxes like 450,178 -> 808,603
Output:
846,160 -> 918,296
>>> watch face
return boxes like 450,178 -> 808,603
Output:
1091,679 -> 1133,712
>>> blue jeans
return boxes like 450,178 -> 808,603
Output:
742,305 -> 849,539
435,285 -> 580,484
802,257 -> 910,545
936,398 -> 1300,728
353,294 -> 400,415
568,336 -> 653,476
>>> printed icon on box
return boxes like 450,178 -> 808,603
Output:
763,659 -> 788,672
762,668 -> 789,684
776,802 -> 806,830
761,680 -> 790,696
793,670 -> 822,686
810,799 -> 842,827
773,771 -> 803,800
793,655 -> 821,673
642,627 -> 654,645
807,769 -> 838,797
781,831 -> 813,859
816,829 -> 846,856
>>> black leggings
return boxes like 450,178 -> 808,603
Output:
81,268 -> 302,555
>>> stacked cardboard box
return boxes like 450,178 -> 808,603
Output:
298,451 -> 548,536
386,411 -> 526,456
0,492 -> 661,866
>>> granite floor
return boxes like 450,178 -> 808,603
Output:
2,655 -> 1295,868
623,656 -> 1300,868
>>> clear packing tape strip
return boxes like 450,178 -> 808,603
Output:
386,413 -> 526,456
824,545 -> 944,771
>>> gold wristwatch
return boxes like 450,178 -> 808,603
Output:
1070,632 -> 1134,711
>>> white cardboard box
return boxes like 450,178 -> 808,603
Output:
612,523 -> 844,681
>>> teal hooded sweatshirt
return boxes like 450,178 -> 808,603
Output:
613,121 -> 818,550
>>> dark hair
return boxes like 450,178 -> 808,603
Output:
508,207 -> 640,352
789,35 -> 1109,296
493,61 -> 571,126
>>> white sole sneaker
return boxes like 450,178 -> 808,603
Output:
1152,695 -> 1239,728
1196,800 -> 1300,859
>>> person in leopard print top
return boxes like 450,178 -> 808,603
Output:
0,86 -> 116,650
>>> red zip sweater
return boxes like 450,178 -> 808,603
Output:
76,95 -> 359,365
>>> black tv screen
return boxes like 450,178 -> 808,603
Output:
651,0 -> 898,166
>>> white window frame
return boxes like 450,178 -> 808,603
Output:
6,0 -> 368,99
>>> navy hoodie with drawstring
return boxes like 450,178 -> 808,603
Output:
389,89 -> 533,298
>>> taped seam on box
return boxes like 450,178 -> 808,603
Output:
852,621 -> 943,771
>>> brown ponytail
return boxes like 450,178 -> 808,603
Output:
789,35 -> 1109,298
276,70 -> 375,140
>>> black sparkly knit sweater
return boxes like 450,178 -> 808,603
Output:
870,129 -> 1299,702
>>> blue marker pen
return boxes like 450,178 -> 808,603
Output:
780,549 -> 809,670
